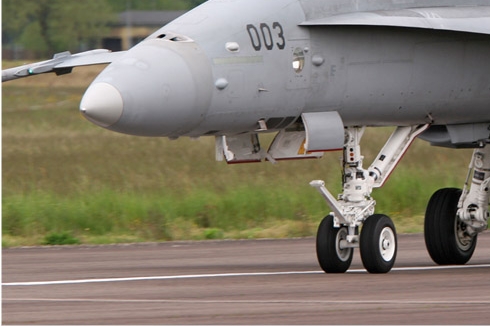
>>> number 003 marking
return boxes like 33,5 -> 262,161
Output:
246,22 -> 286,51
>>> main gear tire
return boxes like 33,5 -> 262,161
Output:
424,188 -> 477,265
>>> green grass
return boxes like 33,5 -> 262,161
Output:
2,74 -> 473,246
43,232 -> 81,245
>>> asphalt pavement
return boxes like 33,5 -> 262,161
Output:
3,232 -> 490,324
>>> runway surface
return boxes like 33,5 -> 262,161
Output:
3,232 -> 490,324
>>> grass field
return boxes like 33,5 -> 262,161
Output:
2,64 -> 473,246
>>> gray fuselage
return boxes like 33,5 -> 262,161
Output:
81,0 -> 490,139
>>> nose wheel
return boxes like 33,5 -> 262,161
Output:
316,214 -> 397,273
316,215 -> 353,273
359,214 -> 397,273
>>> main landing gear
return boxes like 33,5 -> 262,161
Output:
311,125 -> 429,273
424,147 -> 490,265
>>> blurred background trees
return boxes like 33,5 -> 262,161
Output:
2,0 -> 206,59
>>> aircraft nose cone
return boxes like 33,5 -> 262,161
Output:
80,82 -> 123,127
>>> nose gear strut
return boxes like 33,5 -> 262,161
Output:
312,125 -> 429,273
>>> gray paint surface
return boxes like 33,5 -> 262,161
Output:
4,0 -> 489,147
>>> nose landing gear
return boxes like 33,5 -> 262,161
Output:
312,125 -> 429,273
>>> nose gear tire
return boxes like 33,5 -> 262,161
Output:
316,215 -> 353,273
360,214 -> 397,273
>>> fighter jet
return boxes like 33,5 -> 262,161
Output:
3,0 -> 490,273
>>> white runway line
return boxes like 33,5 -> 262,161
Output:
2,270 -> 322,286
4,298 -> 490,305
3,264 -> 490,287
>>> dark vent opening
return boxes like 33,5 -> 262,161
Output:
265,118 -> 284,129
265,116 -> 297,130
276,116 -> 296,129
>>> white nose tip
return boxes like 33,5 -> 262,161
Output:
80,82 -> 123,127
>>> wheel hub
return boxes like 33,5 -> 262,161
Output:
382,238 -> 390,250
379,227 -> 396,262
336,228 -> 352,262
455,220 -> 474,251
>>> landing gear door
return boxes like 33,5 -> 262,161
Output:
216,134 -> 262,164
268,129 -> 324,160
302,111 -> 345,152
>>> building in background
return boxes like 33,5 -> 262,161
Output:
2,10 -> 187,59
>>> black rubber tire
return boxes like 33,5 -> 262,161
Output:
316,215 -> 353,273
424,188 -> 477,265
360,214 -> 397,273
